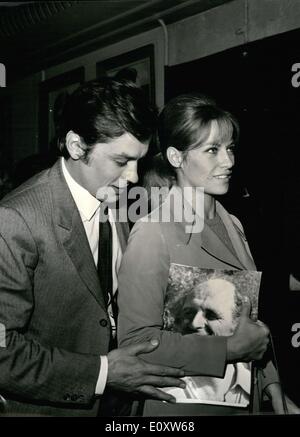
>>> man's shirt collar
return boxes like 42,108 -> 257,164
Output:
61,157 -> 100,221
232,362 -> 251,395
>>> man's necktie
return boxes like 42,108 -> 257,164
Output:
98,205 -> 113,307
98,205 -> 118,320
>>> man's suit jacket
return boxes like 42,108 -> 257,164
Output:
0,159 -> 129,416
117,186 -> 278,415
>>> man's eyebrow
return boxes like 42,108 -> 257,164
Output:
112,153 -> 138,160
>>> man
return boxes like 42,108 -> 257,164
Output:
187,276 -> 250,405
165,276 -> 250,405
171,276 -> 243,336
190,277 -> 243,336
0,78 -> 185,416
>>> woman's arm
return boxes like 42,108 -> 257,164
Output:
117,219 -> 227,378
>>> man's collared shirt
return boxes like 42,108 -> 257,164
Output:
61,157 -> 122,394
162,363 -> 251,406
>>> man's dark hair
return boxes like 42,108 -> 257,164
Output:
58,77 -> 157,159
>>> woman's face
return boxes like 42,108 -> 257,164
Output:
176,120 -> 235,196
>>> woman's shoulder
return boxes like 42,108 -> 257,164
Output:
128,200 -> 179,255
122,208 -> 171,266
130,204 -> 168,240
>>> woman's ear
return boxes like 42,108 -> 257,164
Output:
166,147 -> 183,168
65,131 -> 85,160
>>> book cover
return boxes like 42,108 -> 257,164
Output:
162,264 -> 262,407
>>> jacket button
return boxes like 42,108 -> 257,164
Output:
99,319 -> 108,327
63,393 -> 71,401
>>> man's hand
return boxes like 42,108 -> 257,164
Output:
107,338 -> 185,403
227,297 -> 270,363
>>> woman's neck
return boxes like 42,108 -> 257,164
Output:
204,194 -> 216,219
176,182 -> 216,220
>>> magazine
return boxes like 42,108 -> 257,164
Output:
162,264 -> 262,407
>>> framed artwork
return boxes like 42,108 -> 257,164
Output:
96,44 -> 155,105
38,67 -> 84,151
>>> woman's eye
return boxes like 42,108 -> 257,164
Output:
227,146 -> 236,154
207,147 -> 218,154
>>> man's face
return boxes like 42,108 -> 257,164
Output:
191,278 -> 237,336
71,132 -> 148,201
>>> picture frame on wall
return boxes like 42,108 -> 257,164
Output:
38,67 -> 85,152
96,44 -> 155,105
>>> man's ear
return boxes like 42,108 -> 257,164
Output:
65,131 -> 85,160
166,146 -> 183,168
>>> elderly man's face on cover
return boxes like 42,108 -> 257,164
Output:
185,278 -> 239,337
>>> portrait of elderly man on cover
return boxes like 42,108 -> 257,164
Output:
162,267 -> 262,407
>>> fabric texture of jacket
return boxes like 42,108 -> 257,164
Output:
0,159 -> 129,416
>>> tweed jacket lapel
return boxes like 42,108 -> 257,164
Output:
49,160 -> 106,310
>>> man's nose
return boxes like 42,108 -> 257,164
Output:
192,310 -> 206,330
124,161 -> 138,184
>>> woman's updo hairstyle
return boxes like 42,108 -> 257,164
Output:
157,93 -> 239,162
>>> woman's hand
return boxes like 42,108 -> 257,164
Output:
227,297 -> 270,362
265,383 -> 300,414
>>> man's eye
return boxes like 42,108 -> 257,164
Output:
115,160 -> 127,167
182,307 -> 196,318
205,309 -> 220,321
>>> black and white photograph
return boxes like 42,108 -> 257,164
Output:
161,266 -> 261,407
1,0 -> 300,422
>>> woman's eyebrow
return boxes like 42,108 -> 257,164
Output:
205,140 -> 235,147
202,142 -> 221,147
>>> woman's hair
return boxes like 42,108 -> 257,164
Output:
141,153 -> 176,211
157,93 -> 239,162
142,153 -> 175,192
142,94 -> 239,210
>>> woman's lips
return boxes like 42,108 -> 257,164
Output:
213,173 -> 232,180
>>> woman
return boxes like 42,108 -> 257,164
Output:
117,94 -> 297,415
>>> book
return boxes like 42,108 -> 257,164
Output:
162,264 -> 262,407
